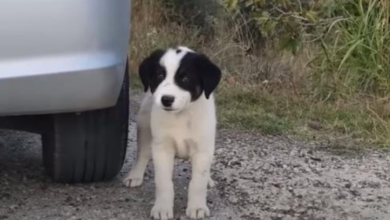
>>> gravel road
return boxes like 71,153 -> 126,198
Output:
1,90 -> 390,220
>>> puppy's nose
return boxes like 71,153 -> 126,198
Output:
161,95 -> 175,107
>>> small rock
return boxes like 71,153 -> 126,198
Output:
228,196 -> 239,204
263,163 -> 271,171
350,190 -> 361,197
310,156 -> 322,162
308,121 -> 323,130
271,182 -> 283,188
253,176 -> 262,182
299,150 -> 307,157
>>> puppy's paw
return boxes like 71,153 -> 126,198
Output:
123,171 -> 144,188
186,203 -> 210,219
208,178 -> 215,188
151,203 -> 174,220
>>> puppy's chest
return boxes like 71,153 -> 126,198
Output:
170,118 -> 200,159
156,113 -> 201,159
174,136 -> 198,159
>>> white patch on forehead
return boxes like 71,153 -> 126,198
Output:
177,46 -> 194,53
159,48 -> 192,81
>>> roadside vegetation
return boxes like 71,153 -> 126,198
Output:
129,0 -> 390,147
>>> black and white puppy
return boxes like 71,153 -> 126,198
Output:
123,46 -> 221,220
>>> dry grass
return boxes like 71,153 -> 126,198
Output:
129,0 -> 390,147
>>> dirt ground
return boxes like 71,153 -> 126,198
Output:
0,90 -> 389,220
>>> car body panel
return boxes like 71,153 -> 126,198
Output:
0,0 -> 130,116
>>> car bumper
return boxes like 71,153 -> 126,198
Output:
0,53 -> 127,116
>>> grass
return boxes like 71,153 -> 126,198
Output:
216,85 -> 294,135
129,0 -> 390,147
216,83 -> 390,146
311,0 -> 390,99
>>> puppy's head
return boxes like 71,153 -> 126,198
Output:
139,46 -> 221,112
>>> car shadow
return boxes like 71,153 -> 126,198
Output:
0,129 -> 46,182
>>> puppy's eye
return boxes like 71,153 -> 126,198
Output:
157,73 -> 164,80
181,76 -> 189,83
156,70 -> 165,80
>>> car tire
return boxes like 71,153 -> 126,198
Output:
41,62 -> 129,183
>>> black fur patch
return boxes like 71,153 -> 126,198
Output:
138,49 -> 166,93
176,52 -> 221,100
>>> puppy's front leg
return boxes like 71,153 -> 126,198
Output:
186,152 -> 213,219
123,120 -> 152,187
151,141 -> 175,220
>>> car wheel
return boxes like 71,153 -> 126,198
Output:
41,63 -> 129,183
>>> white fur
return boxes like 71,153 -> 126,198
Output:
123,48 -> 217,220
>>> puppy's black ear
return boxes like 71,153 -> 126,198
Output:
195,54 -> 222,99
139,49 -> 165,92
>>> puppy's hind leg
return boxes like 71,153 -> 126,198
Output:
123,122 -> 152,188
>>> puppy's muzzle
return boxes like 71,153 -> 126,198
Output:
161,95 -> 175,109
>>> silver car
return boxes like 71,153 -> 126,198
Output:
0,0 -> 131,183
